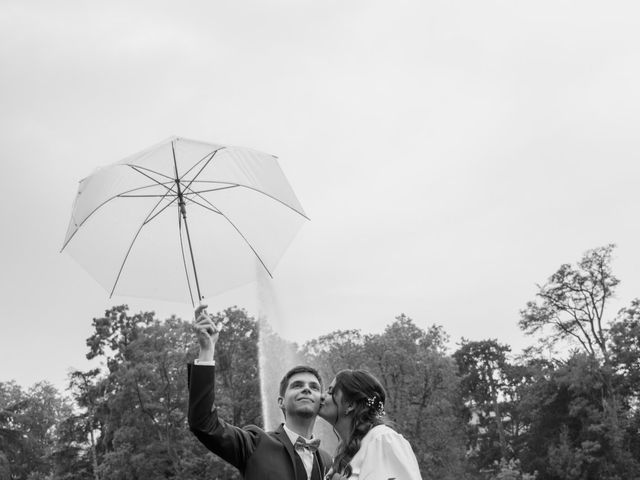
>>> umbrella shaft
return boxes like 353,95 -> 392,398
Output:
177,191 -> 202,303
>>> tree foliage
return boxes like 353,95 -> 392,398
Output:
454,339 -> 512,468
50,305 -> 261,480
514,245 -> 640,479
0,380 -> 72,480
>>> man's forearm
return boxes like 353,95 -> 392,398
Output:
188,364 -> 217,432
198,346 -> 215,363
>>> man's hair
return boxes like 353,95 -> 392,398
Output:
278,365 -> 323,397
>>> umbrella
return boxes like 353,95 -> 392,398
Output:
61,136 -> 308,305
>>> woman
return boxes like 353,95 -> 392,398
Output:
319,369 -> 422,480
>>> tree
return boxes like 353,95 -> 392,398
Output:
517,354 -> 640,480
488,458 -> 538,480
454,340 -> 512,466
519,244 -> 618,360
61,368 -> 104,480
609,298 -> 640,400
63,305 -> 263,480
0,380 -> 72,480
210,307 -> 261,428
608,298 -> 640,466
303,329 -> 366,378
517,245 -> 640,479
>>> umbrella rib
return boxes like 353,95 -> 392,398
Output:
125,164 -> 175,182
119,193 -> 177,198
127,165 -> 176,192
185,180 -> 310,220
181,150 -> 218,192
183,185 -> 274,278
172,146 -> 303,217
183,185 -> 239,196
133,180 -> 179,225
128,149 -> 306,220
61,182 -> 178,251
108,183 -> 179,298
186,196 -> 223,215
144,195 -> 179,225
179,147 -> 225,184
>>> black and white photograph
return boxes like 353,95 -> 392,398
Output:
1,1 -> 640,479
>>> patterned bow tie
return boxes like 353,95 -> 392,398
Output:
295,436 -> 321,452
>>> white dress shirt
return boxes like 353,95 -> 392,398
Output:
194,359 -> 216,366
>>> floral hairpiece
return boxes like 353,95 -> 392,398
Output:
366,396 -> 385,418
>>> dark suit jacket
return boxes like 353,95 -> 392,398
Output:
188,363 -> 331,480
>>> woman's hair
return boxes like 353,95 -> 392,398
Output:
330,369 -> 389,477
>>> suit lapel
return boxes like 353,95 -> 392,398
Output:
273,424 -> 301,479
314,449 -> 330,480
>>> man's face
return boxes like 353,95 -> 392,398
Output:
278,372 -> 323,418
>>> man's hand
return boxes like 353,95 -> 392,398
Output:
194,304 -> 224,362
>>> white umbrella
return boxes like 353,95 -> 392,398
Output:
62,136 -> 308,305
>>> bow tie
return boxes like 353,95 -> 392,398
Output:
294,436 -> 321,452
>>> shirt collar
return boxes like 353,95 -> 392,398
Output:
282,424 -> 313,445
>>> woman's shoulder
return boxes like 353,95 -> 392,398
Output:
364,424 -> 403,442
359,423 -> 411,452
351,424 -> 422,479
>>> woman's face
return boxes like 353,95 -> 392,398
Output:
319,378 -> 345,425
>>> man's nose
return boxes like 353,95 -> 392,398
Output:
301,384 -> 312,393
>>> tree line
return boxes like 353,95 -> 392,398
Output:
1,244 -> 639,479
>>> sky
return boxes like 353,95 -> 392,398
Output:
1,0 -> 640,393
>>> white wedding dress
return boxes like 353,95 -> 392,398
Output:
328,424 -> 422,480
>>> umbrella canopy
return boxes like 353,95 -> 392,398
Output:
62,136 -> 308,305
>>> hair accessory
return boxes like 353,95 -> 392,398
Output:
366,396 -> 385,418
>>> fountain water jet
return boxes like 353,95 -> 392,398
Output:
255,274 -> 339,454
256,273 -> 303,429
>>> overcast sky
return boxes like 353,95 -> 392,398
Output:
1,0 -> 639,392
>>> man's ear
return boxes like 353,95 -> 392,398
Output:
277,396 -> 284,411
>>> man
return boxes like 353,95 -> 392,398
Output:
188,305 -> 331,480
